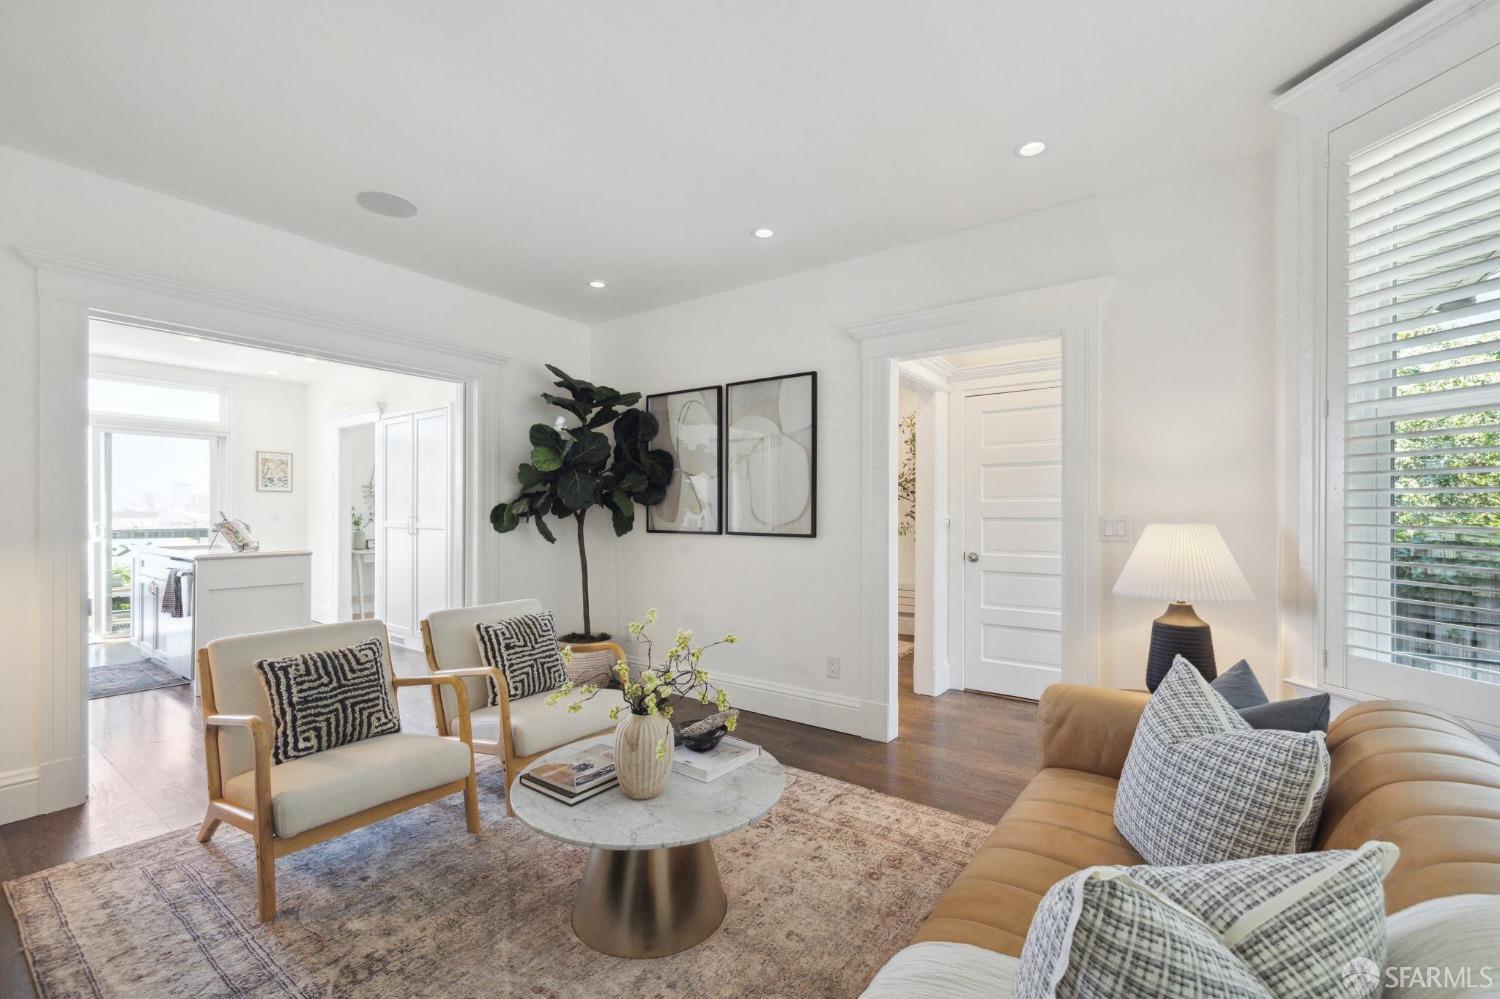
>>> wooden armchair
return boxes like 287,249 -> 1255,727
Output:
197,620 -> 479,922
420,599 -> 628,813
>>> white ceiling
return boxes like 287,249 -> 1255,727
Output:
0,2 -> 1413,323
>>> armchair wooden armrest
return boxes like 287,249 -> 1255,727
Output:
565,640 -> 628,662
203,713 -> 272,805
393,673 -> 476,746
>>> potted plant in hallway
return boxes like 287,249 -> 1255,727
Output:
550,609 -> 738,798
490,365 -> 674,642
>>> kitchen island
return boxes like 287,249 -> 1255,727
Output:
132,544 -> 313,688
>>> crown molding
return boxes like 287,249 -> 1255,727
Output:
1272,0 -> 1495,116
845,276 -> 1116,359
14,245 -> 511,367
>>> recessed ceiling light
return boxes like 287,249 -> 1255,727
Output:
1015,141 -> 1047,158
589,280 -> 607,289
266,370 -> 280,376
184,335 -> 203,343
355,191 -> 418,218
303,356 -> 318,363
753,228 -> 775,239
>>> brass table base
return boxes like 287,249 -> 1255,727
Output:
571,841 -> 728,958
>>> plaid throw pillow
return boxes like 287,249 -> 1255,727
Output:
475,611 -> 569,704
1015,841 -> 1398,998
255,637 -> 401,765
1114,657 -> 1329,865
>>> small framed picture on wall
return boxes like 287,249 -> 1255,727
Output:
256,450 -> 293,492
725,371 -> 816,538
646,385 -> 723,534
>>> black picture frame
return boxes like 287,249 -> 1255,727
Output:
724,371 -> 817,539
645,385 -> 724,535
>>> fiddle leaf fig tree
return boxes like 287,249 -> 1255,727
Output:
490,365 -> 674,641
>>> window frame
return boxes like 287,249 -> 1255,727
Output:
1284,9 -> 1500,731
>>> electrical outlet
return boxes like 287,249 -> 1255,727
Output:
826,655 -> 842,679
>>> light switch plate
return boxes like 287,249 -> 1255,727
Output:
1100,515 -> 1132,542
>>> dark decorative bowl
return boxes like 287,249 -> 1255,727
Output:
680,725 -> 728,752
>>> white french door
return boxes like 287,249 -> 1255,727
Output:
962,381 -> 1064,699
377,407 -> 452,644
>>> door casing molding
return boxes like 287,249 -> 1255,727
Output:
846,276 -> 1113,741
17,245 -> 507,819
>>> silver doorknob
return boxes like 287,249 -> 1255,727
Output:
965,551 -> 979,563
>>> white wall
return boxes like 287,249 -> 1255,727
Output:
87,355 -> 310,552
592,154 -> 1278,732
0,142 -> 590,818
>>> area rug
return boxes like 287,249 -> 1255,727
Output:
5,759 -> 988,998
898,639 -> 915,658
87,659 -> 190,699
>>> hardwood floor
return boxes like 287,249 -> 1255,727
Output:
0,645 -> 1035,995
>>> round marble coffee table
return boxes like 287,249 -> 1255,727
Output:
511,738 -> 785,958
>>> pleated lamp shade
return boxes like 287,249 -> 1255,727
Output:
1112,523 -> 1253,603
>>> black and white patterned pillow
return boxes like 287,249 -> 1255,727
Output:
476,611 -> 569,704
255,637 -> 401,765
1114,657 -> 1329,865
1015,841 -> 1398,998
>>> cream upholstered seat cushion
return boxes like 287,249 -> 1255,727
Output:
223,732 -> 471,838
469,688 -> 626,756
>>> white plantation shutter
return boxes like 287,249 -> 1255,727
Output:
1342,83 -> 1500,690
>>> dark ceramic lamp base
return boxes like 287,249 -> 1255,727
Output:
1145,602 -> 1216,692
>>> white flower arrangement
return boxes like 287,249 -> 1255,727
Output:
550,607 -> 738,760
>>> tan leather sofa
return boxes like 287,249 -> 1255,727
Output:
911,685 -> 1500,957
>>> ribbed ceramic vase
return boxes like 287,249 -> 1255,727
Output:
615,711 -> 672,800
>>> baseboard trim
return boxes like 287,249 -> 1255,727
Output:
37,755 -> 87,815
626,658 -> 881,740
932,661 -> 952,695
0,767 -> 40,826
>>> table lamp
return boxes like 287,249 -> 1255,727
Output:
1112,523 -> 1253,691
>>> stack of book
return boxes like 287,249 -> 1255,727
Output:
519,743 -> 618,805
671,736 -> 761,782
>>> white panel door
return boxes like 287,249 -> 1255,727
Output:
413,409 -> 450,625
963,384 -> 1064,699
379,414 -> 417,640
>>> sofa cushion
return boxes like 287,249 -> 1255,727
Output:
255,637 -> 401,765
861,942 -> 1020,998
224,732 -> 471,838
913,768 -> 1142,957
1014,841 -> 1397,998
476,688 -> 626,757
477,611 -> 569,704
1114,657 -> 1329,865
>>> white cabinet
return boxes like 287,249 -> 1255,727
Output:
377,407 -> 451,644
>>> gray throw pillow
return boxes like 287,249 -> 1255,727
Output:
1014,841 -> 1398,998
1211,659 -> 1331,733
1115,657 -> 1329,865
